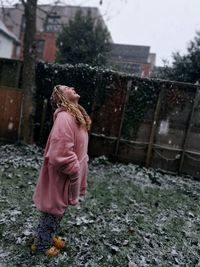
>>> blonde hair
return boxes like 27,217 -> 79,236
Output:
51,85 -> 91,131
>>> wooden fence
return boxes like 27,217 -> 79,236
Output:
0,86 -> 23,141
88,79 -> 200,178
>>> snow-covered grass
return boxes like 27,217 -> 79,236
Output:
0,144 -> 200,267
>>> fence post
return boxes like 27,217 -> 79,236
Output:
179,87 -> 200,173
114,79 -> 132,156
39,98 -> 48,144
145,86 -> 165,167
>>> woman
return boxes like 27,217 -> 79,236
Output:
32,85 -> 91,256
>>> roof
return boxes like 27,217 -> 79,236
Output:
0,20 -> 20,44
109,43 -> 150,64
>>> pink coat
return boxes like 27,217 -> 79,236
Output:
33,108 -> 89,215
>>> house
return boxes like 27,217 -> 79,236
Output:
0,20 -> 20,59
0,4 -> 110,62
108,43 -> 156,77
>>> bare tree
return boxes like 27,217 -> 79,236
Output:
19,0 -> 37,144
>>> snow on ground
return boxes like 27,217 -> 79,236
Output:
0,143 -> 200,267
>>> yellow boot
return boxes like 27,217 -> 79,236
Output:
52,235 -> 66,249
31,243 -> 60,256
45,246 -> 60,256
30,243 -> 36,253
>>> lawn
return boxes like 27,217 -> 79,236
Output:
0,143 -> 200,267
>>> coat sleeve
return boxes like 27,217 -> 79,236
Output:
45,112 -> 80,180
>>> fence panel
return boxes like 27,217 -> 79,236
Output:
0,86 -> 23,141
151,84 -> 196,172
117,79 -> 161,164
88,75 -> 127,157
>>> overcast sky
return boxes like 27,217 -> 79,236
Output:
47,0 -> 199,66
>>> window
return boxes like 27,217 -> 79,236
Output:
36,39 -> 45,60
45,15 -> 61,32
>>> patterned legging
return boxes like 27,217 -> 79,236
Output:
35,212 -> 63,252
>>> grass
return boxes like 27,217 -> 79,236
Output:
0,144 -> 200,266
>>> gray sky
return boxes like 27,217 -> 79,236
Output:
48,0 -> 200,66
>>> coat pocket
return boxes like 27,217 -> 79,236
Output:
68,177 -> 80,205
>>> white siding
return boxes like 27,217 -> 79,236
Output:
0,33 -> 13,58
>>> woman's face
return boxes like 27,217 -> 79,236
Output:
59,85 -> 80,103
